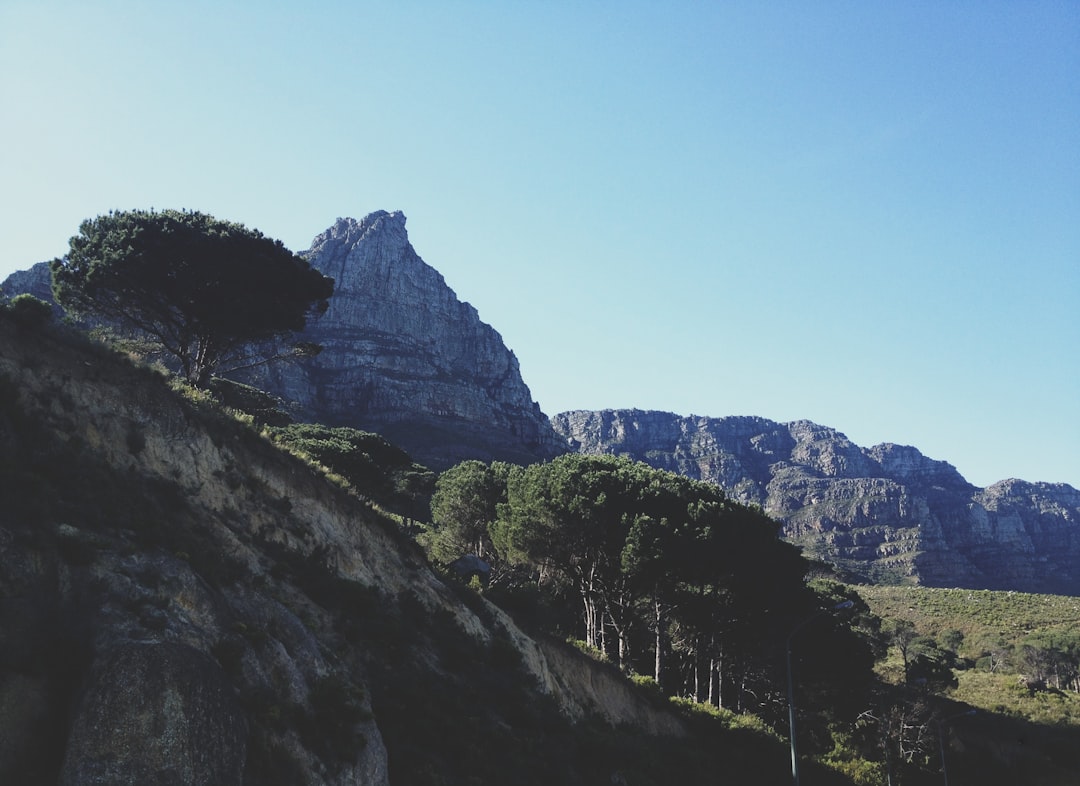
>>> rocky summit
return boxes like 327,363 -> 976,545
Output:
551,409 -> 1080,594
234,211 -> 564,470
3,212 -> 564,471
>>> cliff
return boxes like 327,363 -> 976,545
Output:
0,316 -> 689,785
551,410 -> 1080,594
231,211 -> 565,470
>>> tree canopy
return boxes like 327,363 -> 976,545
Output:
51,209 -> 334,386
426,453 -> 875,725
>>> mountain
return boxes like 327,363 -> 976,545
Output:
0,212 -> 565,471
7,214 -> 1079,594
552,409 -> 1080,594
233,211 -> 565,470
0,312 -> 715,785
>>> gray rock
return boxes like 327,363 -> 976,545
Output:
552,409 -> 1080,593
234,211 -> 565,469
1,260 -> 53,302
60,642 -> 247,786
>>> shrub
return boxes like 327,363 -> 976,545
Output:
7,293 -> 54,328
630,673 -> 666,704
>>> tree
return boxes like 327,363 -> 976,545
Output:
426,460 -> 512,565
888,619 -> 919,683
51,209 -> 334,386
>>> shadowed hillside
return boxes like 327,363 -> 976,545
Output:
0,309 -> 807,785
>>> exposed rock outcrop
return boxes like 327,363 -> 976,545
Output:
552,409 -> 1080,594
61,642 -> 247,786
234,211 -> 565,469
0,261 -> 53,305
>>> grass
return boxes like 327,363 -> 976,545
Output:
856,584 -> 1080,656
953,670 -> 1080,726
857,582 -> 1080,745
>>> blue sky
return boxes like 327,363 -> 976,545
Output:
2,1 -> 1078,488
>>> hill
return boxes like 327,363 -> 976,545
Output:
0,306 -> 808,784
3,300 -> 1080,783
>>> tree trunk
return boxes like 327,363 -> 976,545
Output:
707,657 -> 716,706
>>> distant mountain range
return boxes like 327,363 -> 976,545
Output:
552,410 -> 1080,594
6,211 -> 1078,593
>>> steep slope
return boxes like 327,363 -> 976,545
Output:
233,211 -> 565,469
0,317 -> 696,785
552,409 -> 1080,593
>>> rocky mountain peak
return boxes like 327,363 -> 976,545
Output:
308,211 -> 415,292
865,443 -> 972,490
235,210 -> 565,469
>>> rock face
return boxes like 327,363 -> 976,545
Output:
0,261 -> 51,301
0,261 -> 61,316
551,410 -> 1080,594
234,211 -> 564,469
60,642 -> 248,785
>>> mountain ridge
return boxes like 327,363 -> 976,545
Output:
551,408 -> 1080,593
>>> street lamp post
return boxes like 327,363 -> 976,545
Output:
786,600 -> 854,786
936,709 -> 976,786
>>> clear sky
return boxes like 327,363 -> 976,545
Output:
2,1 -> 1078,488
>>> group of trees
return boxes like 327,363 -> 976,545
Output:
971,628 -> 1080,692
425,454 -> 875,721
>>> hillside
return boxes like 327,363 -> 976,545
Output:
0,308 -> 808,784
552,409 -> 1080,593
4,304 -> 1080,783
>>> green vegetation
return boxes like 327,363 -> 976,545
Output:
423,453 -> 880,780
864,587 -> 1080,695
267,423 -> 435,519
5,293 -> 54,328
425,455 -> 1080,784
50,209 -> 334,386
